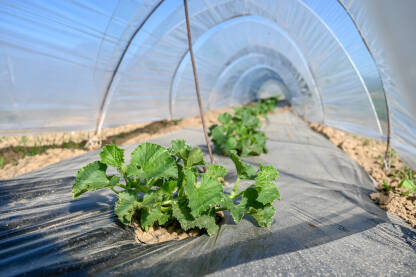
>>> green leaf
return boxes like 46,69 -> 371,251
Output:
172,199 -> 219,235
255,164 -> 280,205
162,179 -> 178,194
169,139 -> 205,168
209,126 -> 227,145
220,194 -> 235,209
109,175 -> 120,187
229,152 -> 257,179
220,194 -> 243,223
400,179 -> 416,195
169,139 -> 191,158
224,137 -> 238,154
183,169 -> 224,217
205,164 -> 227,178
249,204 -> 275,227
126,163 -> 141,177
230,185 -> 276,227
115,191 -> 138,225
129,143 -> 178,179
100,144 -> 124,168
140,205 -> 171,231
256,182 -> 280,205
183,168 -> 197,195
382,180 -> 391,191
73,161 -> 110,198
186,147 -> 205,168
218,112 -> 232,125
141,189 -> 164,206
230,186 -> 259,222
256,164 -> 279,183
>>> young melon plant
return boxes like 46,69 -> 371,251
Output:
72,140 -> 280,235
209,96 -> 279,157
235,96 -> 280,119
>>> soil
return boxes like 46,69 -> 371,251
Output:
0,108 -> 231,179
133,212 -> 224,244
0,148 -> 87,179
310,122 -> 416,227
133,220 -> 200,244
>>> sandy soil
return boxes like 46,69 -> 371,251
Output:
133,212 -> 224,244
310,123 -> 416,227
0,108 -> 230,180
0,148 -> 88,179
133,220 -> 200,244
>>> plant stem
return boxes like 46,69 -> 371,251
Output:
231,177 -> 240,194
110,187 -> 119,195
117,184 -> 128,190
230,190 -> 244,199
160,206 -> 170,212
162,200 -> 172,206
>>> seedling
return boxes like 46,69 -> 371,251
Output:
72,140 -> 280,236
381,166 -> 416,197
397,168 -> 416,196
209,97 -> 279,156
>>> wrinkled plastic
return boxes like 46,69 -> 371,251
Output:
1,111 -> 415,276
0,0 -> 384,139
339,0 -> 416,171
2,0 -> 416,169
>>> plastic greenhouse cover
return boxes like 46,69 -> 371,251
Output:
0,0 -> 384,135
1,0 -> 416,169
1,112 -> 416,276
339,0 -> 416,170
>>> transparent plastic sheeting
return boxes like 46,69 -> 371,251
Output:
1,0 -> 413,164
0,0 -> 161,132
339,0 -> 416,170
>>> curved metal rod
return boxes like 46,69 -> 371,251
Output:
294,0 -> 384,137
169,14 -> 323,122
231,64 -> 291,104
94,0 -> 165,136
336,0 -> 392,168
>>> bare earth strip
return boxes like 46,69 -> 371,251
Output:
310,122 -> 416,227
0,108 -> 230,180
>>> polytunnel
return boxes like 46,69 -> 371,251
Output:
1,0 -> 416,276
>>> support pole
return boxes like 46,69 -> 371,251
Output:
183,0 -> 215,164
335,0 -> 392,170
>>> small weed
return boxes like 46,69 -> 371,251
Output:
21,136 -> 28,145
0,156 -> 4,169
31,144 -> 38,156
389,147 -> 397,161
363,139 -> 371,146
382,180 -> 391,191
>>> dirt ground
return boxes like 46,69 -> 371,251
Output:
310,123 -> 416,227
0,108 -> 230,180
